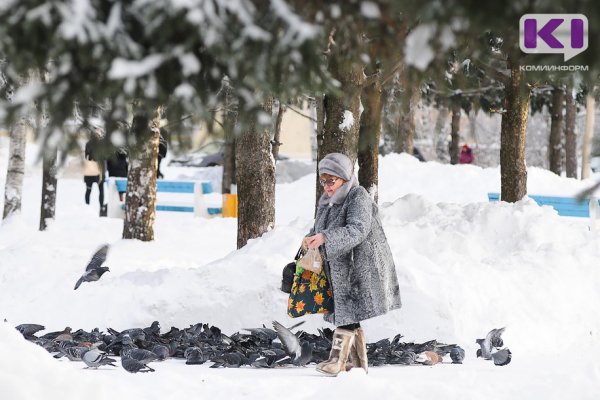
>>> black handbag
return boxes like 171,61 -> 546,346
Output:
281,247 -> 303,293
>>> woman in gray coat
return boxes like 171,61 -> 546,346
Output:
305,153 -> 401,376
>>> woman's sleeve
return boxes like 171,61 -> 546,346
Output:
321,188 -> 372,260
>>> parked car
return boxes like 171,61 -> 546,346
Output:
169,140 -> 289,167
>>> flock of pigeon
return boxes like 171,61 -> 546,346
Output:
12,244 -> 510,373
13,321 -> 511,373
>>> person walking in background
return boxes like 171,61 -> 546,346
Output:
157,129 -> 168,179
106,146 -> 129,201
83,129 -> 107,216
305,153 -> 402,377
459,144 -> 474,164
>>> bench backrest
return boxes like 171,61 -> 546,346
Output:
487,192 -> 599,218
113,179 -> 213,194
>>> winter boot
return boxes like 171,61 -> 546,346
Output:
316,328 -> 355,377
99,204 -> 108,217
345,327 -> 368,373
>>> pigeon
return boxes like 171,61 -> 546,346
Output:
74,244 -> 110,290
272,320 -> 313,366
184,347 -> 207,365
491,348 -> 512,366
151,344 -> 170,361
476,327 -> 505,360
15,324 -> 45,338
450,346 -> 465,364
121,357 -> 155,373
81,348 -> 117,368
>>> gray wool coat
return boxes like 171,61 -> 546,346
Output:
309,184 -> 402,326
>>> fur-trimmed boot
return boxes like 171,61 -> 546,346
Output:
346,327 -> 368,373
316,328 -> 355,376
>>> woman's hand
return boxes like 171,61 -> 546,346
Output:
305,233 -> 325,249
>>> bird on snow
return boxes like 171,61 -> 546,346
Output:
272,320 -> 313,366
74,244 -> 110,290
450,346 -> 465,364
81,348 -> 117,369
476,327 -> 506,360
121,357 -> 155,373
15,324 -> 45,339
491,348 -> 512,366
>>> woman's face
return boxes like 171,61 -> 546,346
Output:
320,174 -> 345,197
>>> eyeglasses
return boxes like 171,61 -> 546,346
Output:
319,178 -> 338,187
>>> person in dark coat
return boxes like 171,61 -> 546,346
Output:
106,147 -> 129,201
83,130 -> 106,215
157,129 -> 168,179
305,153 -> 401,377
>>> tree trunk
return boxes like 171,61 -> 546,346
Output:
236,98 -> 275,249
314,94 -> 324,162
358,80 -> 382,202
122,108 -> 161,241
317,56 -> 364,206
39,146 -> 57,231
581,93 -> 596,179
222,83 -> 237,194
548,86 -> 564,175
564,86 -> 577,178
271,100 -> 285,162
450,95 -> 461,165
3,118 -> 28,220
397,66 -> 420,155
500,56 -> 530,203
434,106 -> 450,161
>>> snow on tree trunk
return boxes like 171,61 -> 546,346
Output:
450,95 -> 461,165
548,87 -> 564,175
222,82 -> 237,194
2,118 -> 28,220
581,93 -> 596,179
358,80 -> 382,203
235,98 -> 275,249
564,87 -> 577,178
317,57 -> 364,207
122,110 -> 160,241
500,57 -> 530,203
39,146 -> 57,231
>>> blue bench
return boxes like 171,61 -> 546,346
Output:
108,178 -> 222,218
487,192 -> 600,218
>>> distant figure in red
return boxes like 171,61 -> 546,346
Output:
459,144 -> 474,164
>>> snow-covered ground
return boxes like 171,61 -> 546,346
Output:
1,139 -> 600,400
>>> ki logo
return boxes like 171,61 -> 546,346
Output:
520,14 -> 588,62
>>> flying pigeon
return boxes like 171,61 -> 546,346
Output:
476,327 -> 505,360
81,348 -> 117,369
74,244 -> 110,290
272,320 -> 313,366
491,348 -> 512,366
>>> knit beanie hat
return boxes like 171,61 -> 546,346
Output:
318,153 -> 353,181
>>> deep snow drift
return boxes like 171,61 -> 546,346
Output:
1,143 -> 599,399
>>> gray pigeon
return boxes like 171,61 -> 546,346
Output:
81,348 -> 117,368
450,346 -> 465,364
272,320 -> 313,366
74,244 -> 110,290
121,357 -> 155,373
491,348 -> 512,366
476,327 -> 505,360
15,324 -> 45,338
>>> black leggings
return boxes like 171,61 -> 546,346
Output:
84,176 -> 104,206
339,323 -> 361,330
